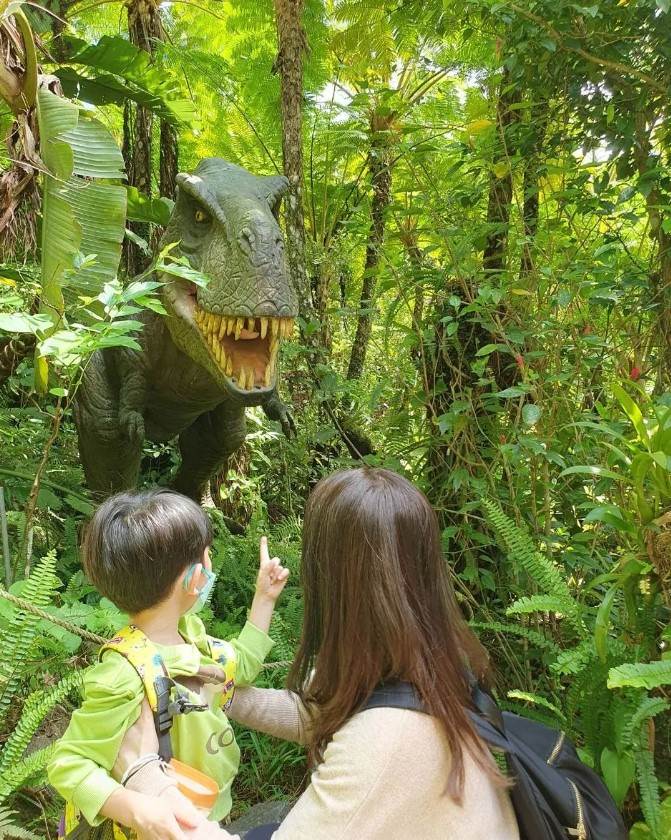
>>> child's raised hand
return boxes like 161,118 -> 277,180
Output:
256,536 -> 289,602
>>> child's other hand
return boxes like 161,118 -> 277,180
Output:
128,790 -> 198,840
256,536 -> 289,602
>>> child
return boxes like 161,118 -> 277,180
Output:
48,488 -> 289,839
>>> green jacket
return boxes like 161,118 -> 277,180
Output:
48,616 -> 274,825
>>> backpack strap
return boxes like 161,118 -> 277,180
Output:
205,636 -> 237,711
100,625 -> 180,762
363,681 -> 427,714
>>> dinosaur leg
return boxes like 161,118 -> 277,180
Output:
74,359 -> 143,498
173,401 -> 246,502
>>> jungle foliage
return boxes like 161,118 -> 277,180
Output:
0,0 -> 670,836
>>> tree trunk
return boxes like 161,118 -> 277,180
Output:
0,12 -> 43,261
273,0 -> 314,323
122,0 -> 163,276
482,70 -> 520,274
347,115 -> 393,380
160,120 -> 179,199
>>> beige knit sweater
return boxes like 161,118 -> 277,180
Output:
228,687 -> 520,840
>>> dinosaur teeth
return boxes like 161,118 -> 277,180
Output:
193,308 -> 294,391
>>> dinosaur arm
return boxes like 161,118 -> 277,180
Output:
261,389 -> 296,439
115,348 -> 148,444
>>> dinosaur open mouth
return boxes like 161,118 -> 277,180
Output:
194,306 -> 294,391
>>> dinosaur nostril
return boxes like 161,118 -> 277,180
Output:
238,226 -> 255,256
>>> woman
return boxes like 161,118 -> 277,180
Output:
119,467 -> 519,839
229,467 -> 518,839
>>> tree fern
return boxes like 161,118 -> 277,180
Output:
0,553 -> 60,729
481,500 -> 581,629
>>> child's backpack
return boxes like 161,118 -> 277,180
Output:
364,680 -> 628,840
58,624 -> 237,840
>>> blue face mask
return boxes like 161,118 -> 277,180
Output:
183,564 -> 217,614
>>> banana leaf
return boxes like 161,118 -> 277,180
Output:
35,87 -> 127,390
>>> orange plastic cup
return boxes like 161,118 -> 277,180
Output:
166,758 -> 219,812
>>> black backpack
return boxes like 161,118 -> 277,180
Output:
364,681 -> 628,840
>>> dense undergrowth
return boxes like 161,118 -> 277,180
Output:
1,0 -> 671,836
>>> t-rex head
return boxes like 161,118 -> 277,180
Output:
158,158 -> 299,403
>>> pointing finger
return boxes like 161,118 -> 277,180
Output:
259,536 -> 270,567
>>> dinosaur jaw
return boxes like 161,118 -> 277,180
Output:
194,306 -> 294,393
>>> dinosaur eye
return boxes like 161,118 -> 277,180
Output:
194,209 -> 210,224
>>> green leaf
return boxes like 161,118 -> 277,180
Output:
64,494 -> 94,515
612,383 -> 649,446
656,0 -> 670,12
156,258 -> 211,288
37,88 -> 127,319
475,343 -> 508,357
650,450 -> 670,470
600,747 -> 635,807
495,386 -> 529,398
584,505 -> 636,533
608,660 -> 671,690
0,313 -> 53,334
594,585 -> 618,662
560,465 -> 624,481
58,36 -> 195,126
126,187 -> 174,226
507,690 -> 566,721
522,404 -> 541,426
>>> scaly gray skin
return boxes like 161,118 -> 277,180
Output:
74,158 -> 299,501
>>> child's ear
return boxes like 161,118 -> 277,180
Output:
202,545 -> 212,571
183,563 -> 203,595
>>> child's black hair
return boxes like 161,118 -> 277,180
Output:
82,488 -> 212,614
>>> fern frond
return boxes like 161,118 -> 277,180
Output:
481,500 -> 581,628
0,553 -> 60,729
0,808 -> 40,839
550,638 -> 596,675
607,659 -> 671,690
0,671 -> 81,777
0,745 -> 55,804
634,744 -> 661,835
623,695 -> 670,747
470,620 -> 562,657
507,690 -> 566,722
506,594 -> 579,626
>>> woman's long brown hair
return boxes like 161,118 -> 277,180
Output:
288,467 -> 502,802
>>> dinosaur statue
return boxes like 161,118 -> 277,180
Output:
74,158 -> 298,501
